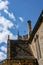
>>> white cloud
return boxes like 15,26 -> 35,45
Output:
0,0 -> 16,21
10,34 -> 18,40
4,9 -> 16,21
0,15 -> 18,61
0,0 -> 18,61
0,52 -> 6,61
0,46 -> 7,53
0,16 -> 14,28
0,0 -> 9,10
19,17 -> 24,22
4,9 -> 9,14
0,0 -> 2,2
0,16 -> 17,43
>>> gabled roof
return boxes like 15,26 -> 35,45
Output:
9,40 -> 34,59
28,10 -> 43,43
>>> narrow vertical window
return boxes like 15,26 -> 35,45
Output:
34,34 -> 41,60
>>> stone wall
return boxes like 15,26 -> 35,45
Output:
0,59 -> 38,65
30,22 -> 43,65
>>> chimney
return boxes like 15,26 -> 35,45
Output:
8,35 -> 10,40
18,31 -> 19,40
7,35 -> 11,59
27,20 -> 32,36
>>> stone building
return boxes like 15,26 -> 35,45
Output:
0,37 -> 38,65
29,10 -> 43,65
0,35 -> 38,65
0,10 -> 43,65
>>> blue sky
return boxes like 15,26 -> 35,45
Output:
0,0 -> 43,61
